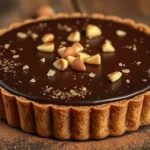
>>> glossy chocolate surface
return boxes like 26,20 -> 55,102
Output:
0,18 -> 149,106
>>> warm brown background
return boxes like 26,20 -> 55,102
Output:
1,0 -> 150,149
0,0 -> 150,28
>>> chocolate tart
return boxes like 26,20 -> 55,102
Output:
0,13 -> 150,140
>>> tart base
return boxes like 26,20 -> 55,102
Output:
0,87 -> 150,140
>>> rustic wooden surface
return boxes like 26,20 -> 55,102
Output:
1,120 -> 150,150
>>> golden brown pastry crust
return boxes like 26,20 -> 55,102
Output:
0,13 -> 150,140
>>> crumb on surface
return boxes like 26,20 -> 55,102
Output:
30,78 -> 36,83
89,72 -> 96,78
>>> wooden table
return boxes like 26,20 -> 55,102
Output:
0,120 -> 150,150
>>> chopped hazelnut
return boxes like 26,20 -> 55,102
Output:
71,58 -> 86,71
40,58 -> 46,63
77,52 -> 90,62
53,59 -> 68,71
102,40 -> 115,52
116,30 -> 127,37
61,41 -> 67,45
42,33 -> 54,43
47,69 -> 56,76
72,42 -> 84,53
85,54 -> 101,65
13,55 -> 20,58
66,56 -> 76,65
108,71 -> 122,82
126,79 -> 130,84
82,87 -> 87,91
89,72 -> 96,78
30,78 -> 36,83
62,47 -> 76,58
37,43 -> 54,53
4,44 -> 10,49
66,27 -> 72,32
137,61 -> 141,65
67,31 -> 81,42
142,79 -> 147,82
122,69 -> 130,74
133,44 -> 137,51
17,32 -> 27,39
11,50 -> 16,54
86,24 -> 102,38
118,63 -> 123,67
86,44 -> 90,47
23,65 -> 29,70
32,33 -> 38,39
58,47 -> 66,56
19,48 -> 23,51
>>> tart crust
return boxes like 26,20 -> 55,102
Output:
0,13 -> 150,140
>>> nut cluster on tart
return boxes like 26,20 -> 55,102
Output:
35,23 -> 126,82
37,24 -> 102,72
0,13 -> 149,140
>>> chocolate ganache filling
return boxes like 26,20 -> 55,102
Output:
0,18 -> 149,106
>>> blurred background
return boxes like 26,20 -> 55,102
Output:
0,0 -> 150,28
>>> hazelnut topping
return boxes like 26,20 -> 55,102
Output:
77,52 -> 91,62
71,58 -> 86,71
108,71 -> 122,82
85,54 -> 101,65
53,59 -> 68,71
102,40 -> 115,52
66,56 -> 76,65
72,42 -> 84,53
86,24 -> 102,38
17,32 -> 27,39
42,33 -> 54,43
62,47 -> 77,58
57,47 -> 66,56
116,30 -> 127,37
67,31 -> 81,42
47,69 -> 56,76
37,43 -> 54,53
